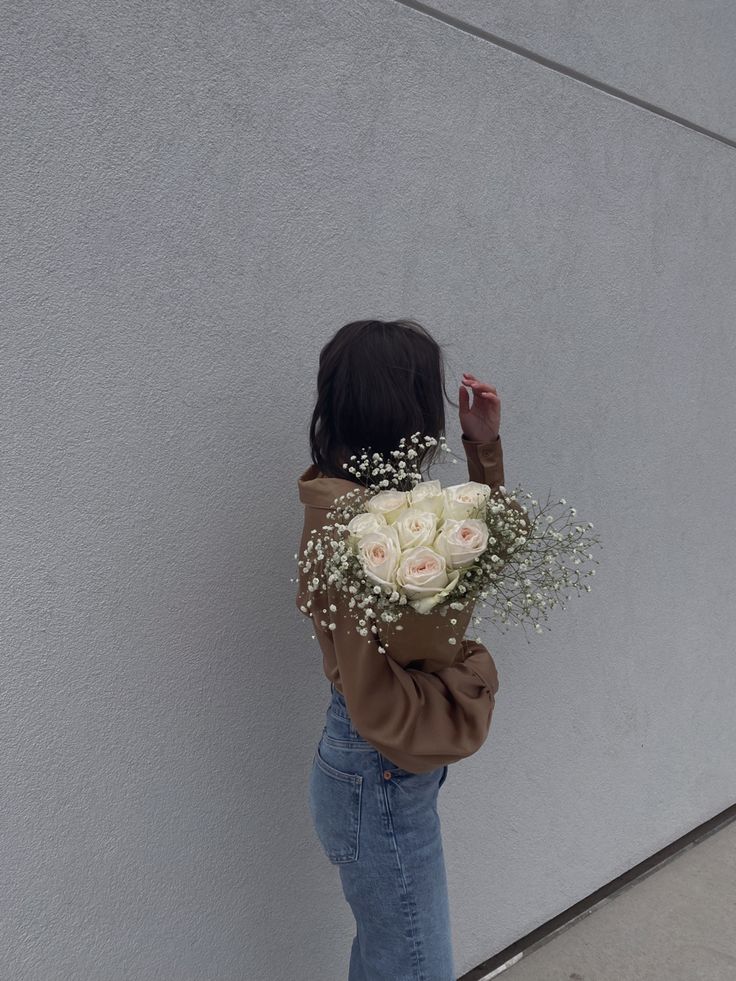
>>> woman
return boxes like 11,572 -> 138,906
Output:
296,318 -> 507,980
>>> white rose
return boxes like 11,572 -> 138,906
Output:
395,545 -> 461,614
357,525 -> 402,590
441,480 -> 492,520
347,511 -> 388,540
392,507 -> 438,549
434,518 -> 489,569
407,479 -> 444,517
365,488 -> 410,524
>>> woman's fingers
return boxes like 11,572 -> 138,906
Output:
462,373 -> 496,390
462,373 -> 498,395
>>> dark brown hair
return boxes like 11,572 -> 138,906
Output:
308,319 -> 457,488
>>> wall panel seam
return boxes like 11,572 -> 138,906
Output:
389,0 -> 736,151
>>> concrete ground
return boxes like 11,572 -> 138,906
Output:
494,817 -> 736,981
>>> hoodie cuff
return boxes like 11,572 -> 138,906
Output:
461,432 -> 505,489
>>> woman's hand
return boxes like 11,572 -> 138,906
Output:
459,372 -> 501,442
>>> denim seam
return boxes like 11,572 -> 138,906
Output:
379,766 -> 426,980
322,734 -> 375,752
328,702 -> 363,740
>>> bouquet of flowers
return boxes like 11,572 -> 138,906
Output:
298,432 -> 602,654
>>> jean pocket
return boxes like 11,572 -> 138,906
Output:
308,741 -> 363,864
438,764 -> 449,788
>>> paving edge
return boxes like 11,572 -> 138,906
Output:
460,800 -> 736,981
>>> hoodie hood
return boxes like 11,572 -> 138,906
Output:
297,463 -> 376,510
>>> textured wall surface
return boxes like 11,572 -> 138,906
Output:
420,0 -> 736,140
2,2 -> 735,980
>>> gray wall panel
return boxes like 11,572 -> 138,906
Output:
2,1 -> 734,978
423,0 -> 736,141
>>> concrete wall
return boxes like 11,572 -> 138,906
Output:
2,2 -> 734,979
421,0 -> 736,140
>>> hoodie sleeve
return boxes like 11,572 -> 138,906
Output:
316,581 -> 499,773
461,430 -> 505,487
461,431 -> 530,528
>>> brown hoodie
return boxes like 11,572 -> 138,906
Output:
296,432 -> 509,774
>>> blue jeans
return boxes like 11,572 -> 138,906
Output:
308,682 -> 454,980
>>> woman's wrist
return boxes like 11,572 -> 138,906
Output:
462,431 -> 499,443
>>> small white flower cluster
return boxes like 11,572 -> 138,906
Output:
296,432 -> 603,649
340,431 -> 445,490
